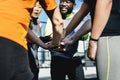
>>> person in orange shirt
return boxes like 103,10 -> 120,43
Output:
0,0 -> 63,80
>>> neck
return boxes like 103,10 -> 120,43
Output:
31,17 -> 38,25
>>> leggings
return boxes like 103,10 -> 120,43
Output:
96,36 -> 120,80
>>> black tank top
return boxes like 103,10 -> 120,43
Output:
84,0 -> 120,36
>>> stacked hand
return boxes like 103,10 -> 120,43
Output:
61,38 -> 73,45
47,37 -> 75,51
46,41 -> 66,51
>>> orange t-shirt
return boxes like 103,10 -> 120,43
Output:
39,0 -> 57,10
0,0 -> 57,50
0,0 -> 36,49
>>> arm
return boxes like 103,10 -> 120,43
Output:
62,19 -> 91,45
71,19 -> 91,41
39,0 -> 63,46
88,0 -> 112,60
65,2 -> 89,37
45,8 -> 63,44
27,28 -> 48,49
90,0 -> 112,39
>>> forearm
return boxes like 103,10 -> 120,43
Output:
65,2 -> 89,36
27,29 -> 47,49
71,19 -> 91,41
45,8 -> 63,45
39,0 -> 63,45
90,0 -> 112,39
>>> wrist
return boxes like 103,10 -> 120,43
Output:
90,36 -> 99,42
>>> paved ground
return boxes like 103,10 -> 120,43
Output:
39,68 -> 51,80
38,66 -> 98,80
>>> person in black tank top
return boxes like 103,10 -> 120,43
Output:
85,0 -> 120,80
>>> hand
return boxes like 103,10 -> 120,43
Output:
47,42 -> 66,51
53,42 -> 66,51
87,40 -> 97,60
52,45 -> 66,51
61,38 -> 73,45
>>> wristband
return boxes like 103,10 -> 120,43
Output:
90,37 -> 99,42
52,42 -> 60,48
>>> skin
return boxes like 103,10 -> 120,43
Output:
59,0 -> 75,19
31,1 -> 42,18
88,0 -> 112,60
63,19 -> 91,45
39,0 -> 64,46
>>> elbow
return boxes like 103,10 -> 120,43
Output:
57,19 -> 63,27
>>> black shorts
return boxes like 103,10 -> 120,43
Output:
0,37 -> 33,80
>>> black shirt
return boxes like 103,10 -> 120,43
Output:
84,0 -> 120,36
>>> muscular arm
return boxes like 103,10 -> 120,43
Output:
39,0 -> 63,45
45,8 -> 63,44
65,2 -> 89,37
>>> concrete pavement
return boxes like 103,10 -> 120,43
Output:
38,66 -> 98,80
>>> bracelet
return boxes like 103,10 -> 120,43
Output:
90,37 -> 99,42
52,42 -> 60,48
